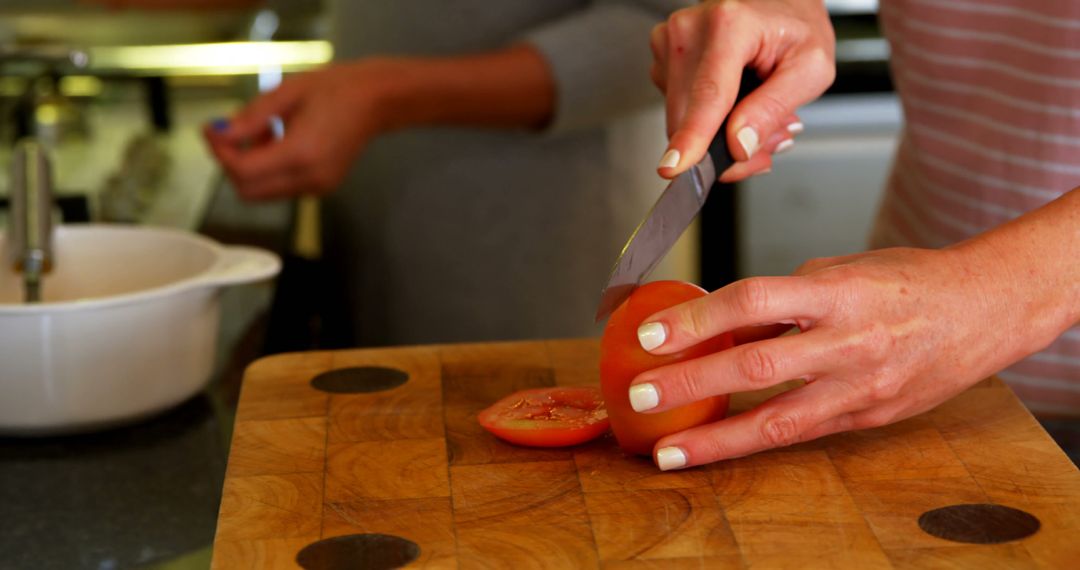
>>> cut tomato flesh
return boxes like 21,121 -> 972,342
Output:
478,387 -> 610,448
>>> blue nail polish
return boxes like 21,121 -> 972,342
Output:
210,118 -> 229,132
268,115 -> 285,140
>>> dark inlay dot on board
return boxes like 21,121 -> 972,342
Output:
918,503 -> 1040,544
310,367 -> 409,394
296,533 -> 420,570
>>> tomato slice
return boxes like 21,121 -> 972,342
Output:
477,387 -> 610,448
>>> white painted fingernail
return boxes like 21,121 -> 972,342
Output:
775,139 -> 795,154
637,322 -> 667,351
787,122 -> 805,135
736,126 -> 759,159
656,447 -> 687,471
658,148 -> 680,169
629,383 -> 660,412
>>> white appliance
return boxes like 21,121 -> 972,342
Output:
738,93 -> 903,277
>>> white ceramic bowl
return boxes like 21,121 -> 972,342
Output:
0,224 -> 280,435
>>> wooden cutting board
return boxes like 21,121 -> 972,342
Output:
211,339 -> 1080,569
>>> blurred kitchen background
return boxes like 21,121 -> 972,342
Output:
0,1 -> 900,569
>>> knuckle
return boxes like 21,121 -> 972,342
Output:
678,305 -> 713,343
736,345 -> 777,385
753,91 -> 793,129
733,277 -> 771,317
866,375 -> 901,403
705,1 -> 740,28
794,256 -> 832,276
690,77 -> 723,103
672,361 -> 710,403
667,9 -> 697,38
805,48 -> 837,87
811,266 -> 861,310
650,26 -> 667,61
650,23 -> 666,46
696,434 -> 734,463
760,413 -> 801,449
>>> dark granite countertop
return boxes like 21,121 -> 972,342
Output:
0,386 -> 235,570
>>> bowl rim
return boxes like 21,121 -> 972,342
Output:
0,224 -> 234,314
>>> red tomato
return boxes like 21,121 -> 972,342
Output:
600,280 -> 734,456
477,387 -> 610,447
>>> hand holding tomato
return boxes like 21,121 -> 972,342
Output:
627,229 -> 1080,469
204,60 -> 398,200
601,281 -> 734,458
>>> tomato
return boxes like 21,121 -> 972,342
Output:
477,387 -> 610,447
600,280 -> 734,456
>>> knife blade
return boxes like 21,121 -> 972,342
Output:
595,134 -> 737,322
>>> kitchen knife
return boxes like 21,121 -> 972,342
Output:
594,133 -> 737,322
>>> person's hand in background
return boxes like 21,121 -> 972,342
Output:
651,0 -> 835,182
204,46 -> 554,200
628,189 -> 1080,470
204,60 -> 397,200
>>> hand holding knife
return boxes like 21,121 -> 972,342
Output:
595,130 -> 737,322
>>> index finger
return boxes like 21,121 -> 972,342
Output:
638,276 -> 826,355
660,28 -> 750,177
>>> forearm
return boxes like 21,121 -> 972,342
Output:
376,46 -> 555,132
949,188 -> 1080,354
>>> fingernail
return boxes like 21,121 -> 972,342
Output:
774,139 -> 795,154
629,383 -> 660,412
268,115 -> 285,140
210,118 -> 230,133
736,126 -> 759,159
637,322 -> 667,351
752,168 -> 773,177
656,447 -> 687,471
658,148 -> 680,170
787,122 -> 805,135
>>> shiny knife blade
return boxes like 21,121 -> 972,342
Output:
595,134 -> 736,322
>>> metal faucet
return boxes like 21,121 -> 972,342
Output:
7,140 -> 54,303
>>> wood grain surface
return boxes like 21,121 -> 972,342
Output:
212,339 -> 1080,569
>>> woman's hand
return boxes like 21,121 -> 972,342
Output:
651,0 -> 835,182
628,210 -> 1080,470
204,46 -> 554,200
204,60 -> 400,200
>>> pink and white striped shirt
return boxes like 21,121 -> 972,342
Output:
873,0 -> 1080,416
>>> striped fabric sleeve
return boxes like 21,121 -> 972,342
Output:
875,0 -> 1080,415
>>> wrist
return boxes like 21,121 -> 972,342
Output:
947,212 -> 1079,356
338,57 -> 428,135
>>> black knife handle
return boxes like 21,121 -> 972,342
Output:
704,70 -> 761,182
706,124 -> 736,178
